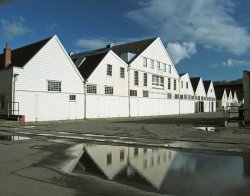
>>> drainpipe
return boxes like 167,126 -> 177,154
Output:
12,73 -> 19,116
83,80 -> 87,120
178,78 -> 181,115
128,65 -> 131,117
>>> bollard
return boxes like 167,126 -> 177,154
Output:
19,115 -> 25,125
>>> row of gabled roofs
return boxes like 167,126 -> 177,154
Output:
0,35 -> 240,101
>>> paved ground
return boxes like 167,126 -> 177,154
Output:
0,111 -> 250,195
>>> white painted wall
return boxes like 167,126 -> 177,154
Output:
13,35 -> 85,121
0,68 -> 13,114
194,78 -> 207,112
204,81 -> 216,112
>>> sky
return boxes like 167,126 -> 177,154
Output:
0,0 -> 250,81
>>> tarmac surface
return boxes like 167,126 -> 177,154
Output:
0,111 -> 250,195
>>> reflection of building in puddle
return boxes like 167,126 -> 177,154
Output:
71,144 -> 177,190
243,155 -> 250,176
0,135 -> 30,141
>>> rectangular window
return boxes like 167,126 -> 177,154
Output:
69,95 -> 76,101
130,90 -> 137,96
152,75 -> 164,89
184,95 -> 187,99
168,78 -> 171,90
134,148 -> 138,157
174,79 -> 176,90
143,57 -> 147,67
157,61 -> 160,69
120,67 -> 125,78
143,73 -> 147,86
180,95 -> 183,99
87,84 -> 97,94
48,80 -> 61,92
181,81 -> 183,88
175,94 -> 179,99
168,65 -> 171,73
150,59 -> 154,69
198,96 -> 201,100
107,153 -> 112,165
186,82 -> 188,89
167,93 -> 172,99
120,150 -> 125,161
134,71 -> 139,85
0,95 -> 5,110
143,90 -> 149,97
107,64 -> 112,76
163,63 -> 166,72
105,86 -> 113,95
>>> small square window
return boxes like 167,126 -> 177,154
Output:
69,95 -> 76,101
48,81 -> 61,92
87,84 -> 97,94
105,86 -> 113,95
130,90 -> 137,96
143,90 -> 149,97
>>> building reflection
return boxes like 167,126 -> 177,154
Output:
71,144 -> 177,190
243,154 -> 250,176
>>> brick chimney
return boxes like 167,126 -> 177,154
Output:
3,43 -> 11,68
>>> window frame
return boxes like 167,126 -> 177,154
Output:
69,95 -> 76,102
134,71 -> 139,86
48,80 -> 61,92
86,84 -> 97,94
107,64 -> 112,76
130,90 -> 137,96
105,86 -> 114,95
120,67 -> 125,78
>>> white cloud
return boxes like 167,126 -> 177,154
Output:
167,42 -> 196,64
75,38 -> 108,49
1,17 -> 31,39
222,59 -> 250,67
126,0 -> 250,55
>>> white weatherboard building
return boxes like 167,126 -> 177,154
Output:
0,35 -> 85,122
214,88 -> 228,110
203,80 -> 216,112
190,77 -> 207,113
72,37 -> 185,118
179,73 -> 195,114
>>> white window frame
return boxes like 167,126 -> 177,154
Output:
143,73 -> 147,87
150,59 -> 154,69
105,86 -> 113,95
134,71 -> 139,86
143,57 -> 147,67
174,79 -> 176,90
107,64 -> 112,76
48,80 -> 61,92
168,65 -> 171,73
69,95 -> 76,101
152,75 -> 164,89
186,82 -> 188,89
143,90 -> 149,97
120,67 -> 125,78
130,90 -> 137,96
157,61 -> 160,69
87,84 -> 97,94
168,78 -> 171,90
163,63 -> 166,72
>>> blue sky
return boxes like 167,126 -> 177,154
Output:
1,0 -> 250,81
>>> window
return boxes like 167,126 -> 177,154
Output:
120,150 -> 125,161
174,79 -> 176,90
152,75 -> 164,89
69,95 -> 76,101
180,95 -> 184,99
184,95 -> 187,99
143,73 -> 147,86
186,82 -> 188,89
167,93 -> 172,99
48,80 -> 61,92
168,65 -> 171,73
0,95 -> 5,110
163,63 -> 166,72
151,156 -> 154,167
143,148 -> 147,154
150,59 -> 154,69
198,96 -> 201,100
87,84 -> 97,94
143,159 -> 147,169
188,95 -> 191,100
134,71 -> 139,85
130,90 -> 137,96
143,57 -> 147,67
143,90 -> 149,97
157,61 -> 160,69
120,67 -> 125,78
107,153 -> 112,165
175,94 -> 179,99
107,64 -> 112,76
168,78 -> 171,90
134,148 -> 138,157
105,86 -> 113,95
181,81 -> 183,88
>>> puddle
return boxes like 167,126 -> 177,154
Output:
194,126 -> 218,132
66,143 -> 250,196
0,135 -> 31,141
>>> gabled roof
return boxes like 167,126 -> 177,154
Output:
72,51 -> 108,80
72,37 -> 157,64
190,77 -> 201,92
179,73 -> 187,77
0,36 -> 52,68
203,80 -> 212,93
214,87 -> 225,99
226,89 -> 231,97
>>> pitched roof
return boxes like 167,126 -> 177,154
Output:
179,73 -> 187,77
72,37 -> 157,64
214,87 -> 225,99
190,77 -> 201,92
203,80 -> 212,93
71,37 -> 157,80
0,36 -> 52,68
71,51 -> 108,80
